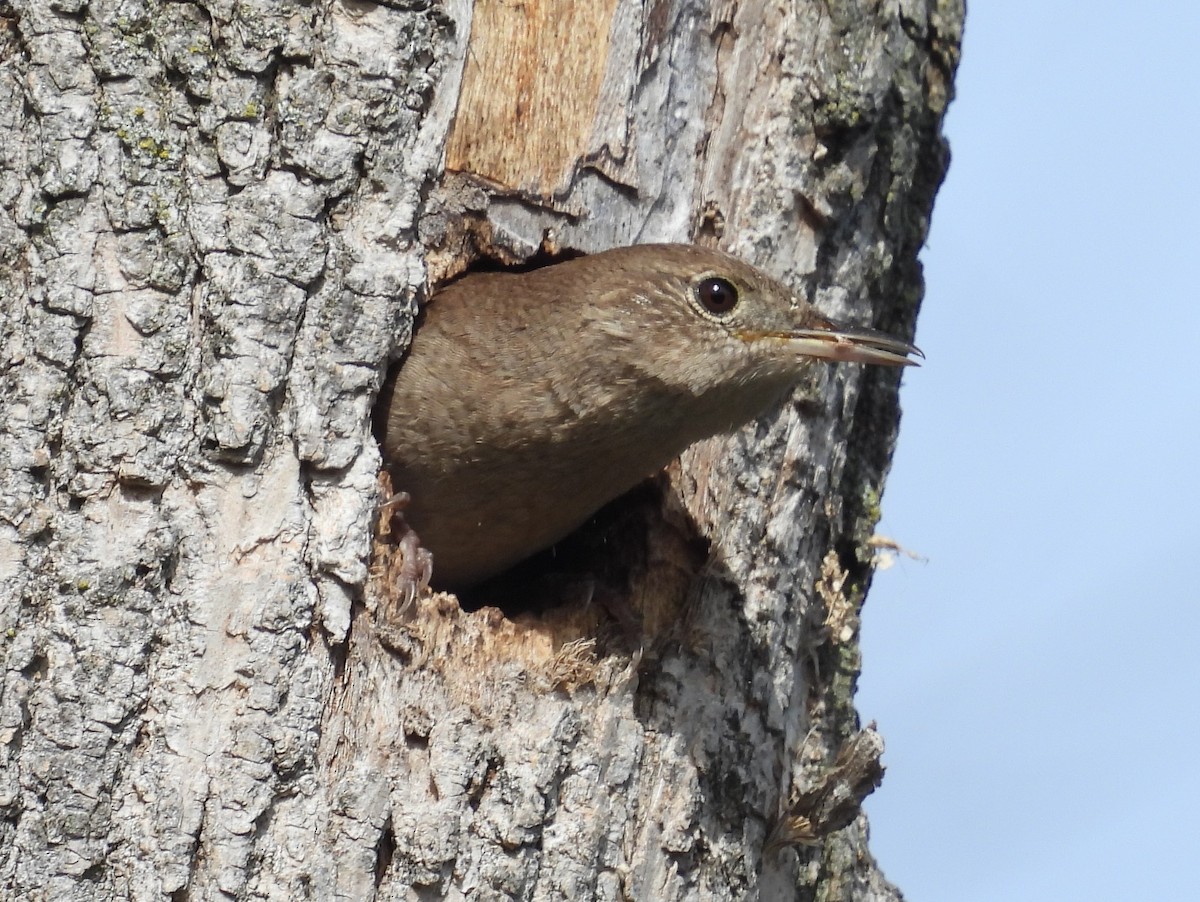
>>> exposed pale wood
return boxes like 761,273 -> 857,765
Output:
446,0 -> 623,197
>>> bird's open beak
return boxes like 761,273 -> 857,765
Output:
779,317 -> 923,367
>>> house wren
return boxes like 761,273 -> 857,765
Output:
378,244 -> 920,590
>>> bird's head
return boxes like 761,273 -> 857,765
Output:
572,244 -> 921,407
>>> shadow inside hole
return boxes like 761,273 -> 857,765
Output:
453,478 -> 672,618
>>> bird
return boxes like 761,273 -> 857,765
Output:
377,243 -> 920,590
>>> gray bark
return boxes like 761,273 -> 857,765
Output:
0,1 -> 961,900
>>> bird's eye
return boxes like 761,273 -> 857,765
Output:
696,277 -> 739,315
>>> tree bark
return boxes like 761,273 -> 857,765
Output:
0,1 -> 961,900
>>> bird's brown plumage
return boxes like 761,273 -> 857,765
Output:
379,244 -> 918,589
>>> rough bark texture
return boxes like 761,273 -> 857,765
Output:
0,1 -> 961,900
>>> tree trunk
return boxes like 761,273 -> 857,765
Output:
0,1 -> 961,900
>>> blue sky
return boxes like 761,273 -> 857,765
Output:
857,2 -> 1200,899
